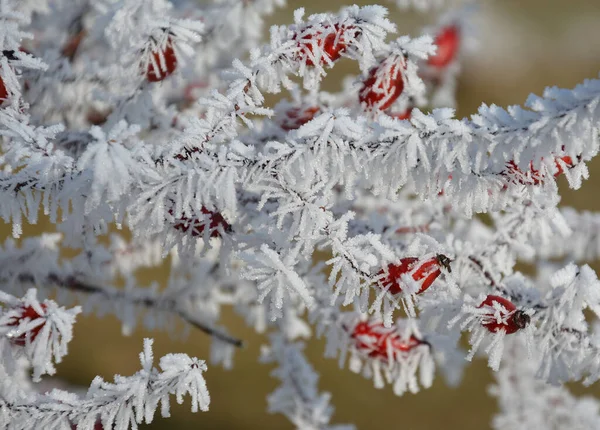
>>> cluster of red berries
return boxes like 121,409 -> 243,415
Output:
378,254 -> 452,295
5,303 -> 48,346
440,154 -> 574,196
349,320 -> 425,361
169,206 -> 231,238
277,24 -> 460,128
358,24 -> 460,120
377,255 -> 529,335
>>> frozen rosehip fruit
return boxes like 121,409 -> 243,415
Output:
554,155 -> 573,176
71,419 -> 103,430
62,30 -> 86,60
279,106 -> 320,130
389,108 -> 412,120
505,155 -> 574,185
359,58 -> 405,111
6,304 -> 48,346
478,295 -> 530,334
146,39 -> 177,82
428,25 -> 460,68
379,254 -> 451,295
350,320 -> 422,362
297,24 -> 352,66
171,207 -> 231,238
0,75 -> 7,102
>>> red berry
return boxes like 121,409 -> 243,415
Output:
0,76 -> 6,102
359,57 -> 405,111
379,254 -> 451,295
6,304 -> 48,346
146,38 -> 177,82
296,24 -> 352,66
389,108 -> 412,120
183,80 -> 208,103
279,105 -> 320,130
505,155 -> 574,185
478,295 -> 530,334
62,30 -> 86,60
71,418 -> 103,430
350,320 -> 423,362
554,155 -> 573,176
87,109 -> 110,125
427,25 -> 460,68
437,174 -> 453,196
170,206 -> 230,238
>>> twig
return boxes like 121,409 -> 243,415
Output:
15,272 -> 244,348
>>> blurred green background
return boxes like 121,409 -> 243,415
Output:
4,0 -> 600,428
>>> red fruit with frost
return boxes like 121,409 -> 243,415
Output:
428,25 -> 460,68
183,81 -> 209,103
6,304 -> 48,346
359,57 -> 405,111
146,38 -> 177,82
170,207 -> 231,237
279,106 -> 320,130
71,418 -> 103,430
0,76 -> 6,102
379,254 -> 451,295
297,24 -> 353,66
350,320 -> 423,362
389,108 -> 412,120
478,295 -> 530,334
438,174 -> 453,196
505,155 -> 574,185
554,155 -> 573,176
87,109 -> 111,126
62,30 -> 86,60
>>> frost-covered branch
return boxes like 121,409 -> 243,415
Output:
261,335 -> 353,430
0,234 -> 242,347
2,0 -> 600,428
489,339 -> 600,430
0,338 -> 210,430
